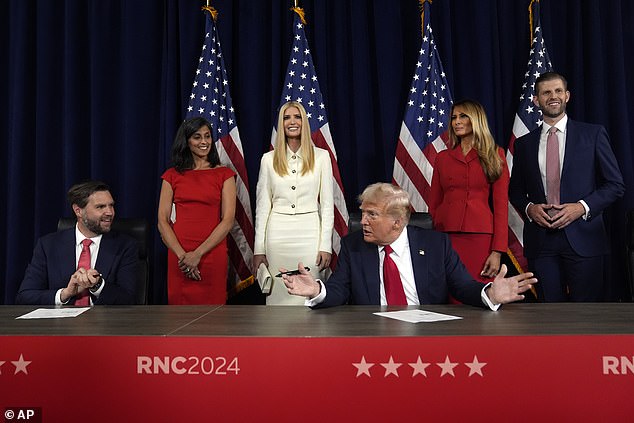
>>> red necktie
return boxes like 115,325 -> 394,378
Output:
383,245 -> 407,305
74,239 -> 93,306
546,126 -> 560,206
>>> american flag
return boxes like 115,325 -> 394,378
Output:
186,7 -> 255,294
272,8 -> 349,266
392,1 -> 452,211
506,0 -> 553,272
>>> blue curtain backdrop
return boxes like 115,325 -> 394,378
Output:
2,0 -> 633,304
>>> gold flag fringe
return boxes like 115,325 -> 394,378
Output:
528,0 -> 540,43
202,5 -> 218,21
419,0 -> 433,35
291,6 -> 307,25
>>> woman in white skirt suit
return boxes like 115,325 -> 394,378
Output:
253,101 -> 334,305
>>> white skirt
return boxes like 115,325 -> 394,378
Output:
265,211 -> 327,305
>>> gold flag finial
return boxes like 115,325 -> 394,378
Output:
202,2 -> 218,21
290,2 -> 307,26
419,0 -> 433,36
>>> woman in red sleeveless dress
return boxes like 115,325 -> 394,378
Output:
158,117 -> 236,304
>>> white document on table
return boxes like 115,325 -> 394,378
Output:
374,309 -> 462,323
16,307 -> 91,319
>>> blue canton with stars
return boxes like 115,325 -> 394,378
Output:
278,15 -> 328,132
186,13 -> 237,140
403,2 -> 452,150
515,18 -> 553,131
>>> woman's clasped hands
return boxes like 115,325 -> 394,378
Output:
179,251 -> 202,281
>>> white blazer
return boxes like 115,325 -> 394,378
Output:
254,146 -> 335,255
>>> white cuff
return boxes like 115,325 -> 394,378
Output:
55,289 -> 70,305
481,283 -> 501,311
304,280 -> 326,307
524,202 -> 534,222
579,200 -> 590,220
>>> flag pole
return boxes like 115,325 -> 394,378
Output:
505,0 -> 553,289
186,0 -> 256,295
274,4 -> 349,269
505,1 -> 539,277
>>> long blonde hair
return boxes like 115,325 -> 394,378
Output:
273,101 -> 315,176
448,99 -> 503,182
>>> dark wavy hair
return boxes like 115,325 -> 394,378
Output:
67,180 -> 111,210
171,117 -> 221,173
535,71 -> 568,95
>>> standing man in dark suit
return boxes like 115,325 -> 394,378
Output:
509,72 -> 624,302
281,183 -> 536,309
16,180 -> 139,305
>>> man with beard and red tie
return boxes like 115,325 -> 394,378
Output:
16,180 -> 139,305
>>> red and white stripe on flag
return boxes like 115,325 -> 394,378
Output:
392,1 -> 452,212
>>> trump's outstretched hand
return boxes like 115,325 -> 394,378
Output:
282,263 -> 321,299
487,264 -> 538,305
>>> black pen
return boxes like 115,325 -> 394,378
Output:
275,267 -> 310,277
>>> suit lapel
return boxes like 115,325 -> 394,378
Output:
407,226 -> 428,304
95,233 -> 115,279
359,240 -> 381,303
447,145 -> 478,164
527,129 -> 547,202
52,229 -> 77,282
560,119 -> 575,179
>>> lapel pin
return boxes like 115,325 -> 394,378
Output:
419,250 -> 425,255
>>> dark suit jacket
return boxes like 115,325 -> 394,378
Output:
15,228 -> 139,305
318,226 -> 486,307
509,119 -> 624,258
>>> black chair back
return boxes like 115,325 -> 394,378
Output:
347,211 -> 433,233
57,217 -> 149,304
626,209 -> 634,301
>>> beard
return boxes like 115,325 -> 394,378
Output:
540,101 -> 566,119
82,214 -> 111,235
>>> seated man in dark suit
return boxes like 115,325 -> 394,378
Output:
282,183 -> 536,309
15,180 -> 139,305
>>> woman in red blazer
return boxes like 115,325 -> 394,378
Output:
429,99 -> 509,291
